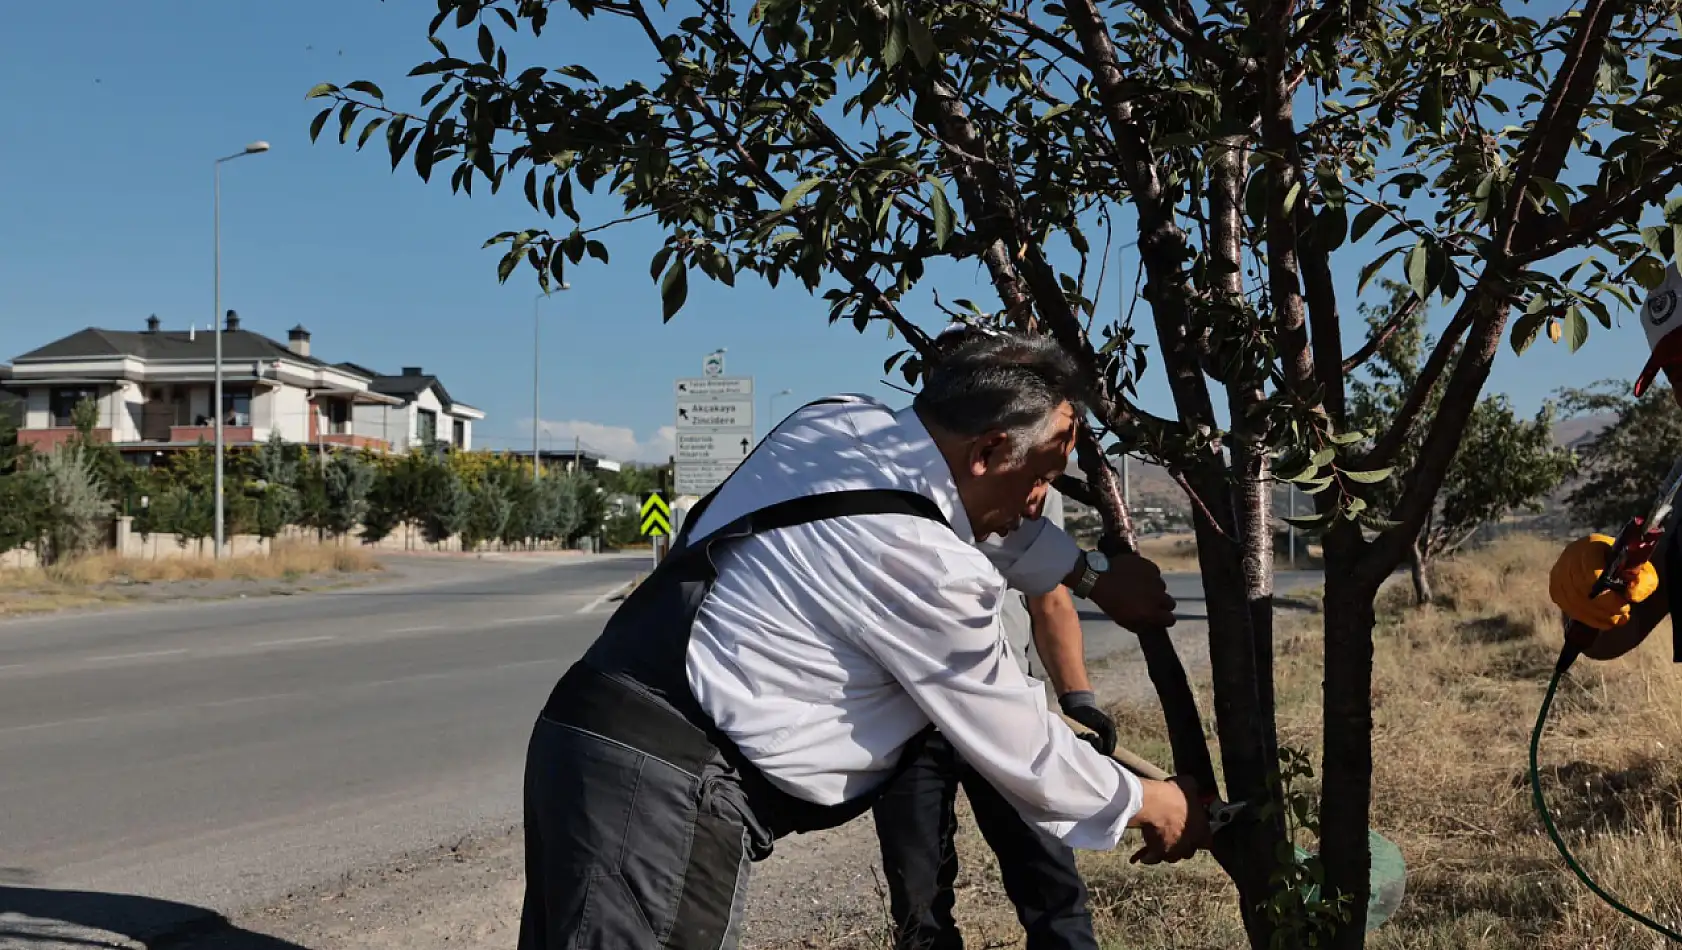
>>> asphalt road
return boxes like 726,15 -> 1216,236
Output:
0,554 -> 646,938
0,557 -> 1321,941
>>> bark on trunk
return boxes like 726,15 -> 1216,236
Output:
1320,526 -> 1380,948
1408,539 -> 1431,606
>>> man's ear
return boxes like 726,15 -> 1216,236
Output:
968,430 -> 1011,477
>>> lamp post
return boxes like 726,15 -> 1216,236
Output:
769,388 -> 793,437
533,282 -> 571,479
213,140 -> 269,560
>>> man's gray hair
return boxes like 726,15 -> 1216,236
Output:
915,329 -> 1089,461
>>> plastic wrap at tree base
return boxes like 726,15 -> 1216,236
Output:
1290,831 -> 1407,932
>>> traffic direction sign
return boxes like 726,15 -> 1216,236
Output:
676,398 -> 753,429
675,460 -> 742,496
640,492 -> 671,537
675,377 -> 753,398
677,431 -> 754,461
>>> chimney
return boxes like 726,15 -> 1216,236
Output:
145,314 -> 161,333
288,324 -> 311,358
402,366 -> 423,377
224,309 -> 240,332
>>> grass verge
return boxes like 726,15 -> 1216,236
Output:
919,535 -> 1682,948
0,543 -> 383,616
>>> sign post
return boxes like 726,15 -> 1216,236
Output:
674,370 -> 754,498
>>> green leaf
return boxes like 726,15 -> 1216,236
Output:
1359,245 -> 1405,295
1510,311 -> 1546,355
1535,177 -> 1570,218
905,15 -> 937,68
1631,255 -> 1668,290
883,15 -> 907,69
305,82 -> 340,100
344,80 -> 385,99
1283,181 -> 1304,215
1351,205 -> 1386,242
308,107 -> 333,143
1340,468 -> 1393,484
660,259 -> 689,322
780,177 -> 824,212
1415,81 -> 1444,134
355,116 -> 386,151
1563,304 -> 1588,353
649,247 -> 673,283
1406,240 -> 1430,298
927,177 -> 954,249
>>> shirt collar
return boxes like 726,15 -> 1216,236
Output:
892,405 -> 975,544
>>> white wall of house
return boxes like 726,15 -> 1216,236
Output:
410,388 -> 445,446
23,389 -> 48,429
449,416 -> 474,451
269,385 -> 311,442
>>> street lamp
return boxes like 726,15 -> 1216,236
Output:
213,140 -> 269,560
533,283 -> 571,479
769,388 -> 793,433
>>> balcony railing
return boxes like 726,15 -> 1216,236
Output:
169,425 -> 254,444
17,428 -> 111,452
319,433 -> 390,452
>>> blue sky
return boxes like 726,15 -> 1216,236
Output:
0,2 -> 1653,462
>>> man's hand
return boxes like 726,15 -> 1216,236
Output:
1086,553 -> 1176,632
1128,776 -> 1210,865
1059,691 -> 1117,756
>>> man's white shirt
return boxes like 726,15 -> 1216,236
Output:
683,396 -> 1143,851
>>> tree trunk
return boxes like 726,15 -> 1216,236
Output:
1319,528 -> 1380,948
1408,539 -> 1431,606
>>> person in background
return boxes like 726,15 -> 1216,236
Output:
869,322 -> 1116,950
1549,265 -> 1679,660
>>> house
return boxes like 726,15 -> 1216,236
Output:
1,312 -> 483,458
335,362 -> 485,454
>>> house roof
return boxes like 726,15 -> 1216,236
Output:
12,327 -> 336,369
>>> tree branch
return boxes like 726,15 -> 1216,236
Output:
1358,304 -> 1473,470
1341,294 -> 1421,375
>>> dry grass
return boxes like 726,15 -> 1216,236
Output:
0,543 -> 382,615
1063,533 -> 1682,949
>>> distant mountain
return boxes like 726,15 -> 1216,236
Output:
1553,413 -> 1615,450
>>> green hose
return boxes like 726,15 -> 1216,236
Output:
1530,653 -> 1682,942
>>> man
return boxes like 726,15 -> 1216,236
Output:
519,330 -> 1210,950
870,323 -> 1114,950
1549,264 -> 1679,658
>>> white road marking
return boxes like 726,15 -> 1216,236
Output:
489,613 -> 570,626
578,582 -> 631,615
0,713 -> 113,735
250,635 -> 335,649
88,649 -> 188,663
389,623 -> 447,634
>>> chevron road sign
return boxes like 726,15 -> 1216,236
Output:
640,492 -> 672,537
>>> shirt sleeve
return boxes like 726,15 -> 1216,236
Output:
975,517 -> 1082,596
844,518 -> 1143,850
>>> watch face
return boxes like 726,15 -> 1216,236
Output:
1087,551 -> 1110,573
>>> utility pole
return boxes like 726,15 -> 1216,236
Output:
212,140 -> 270,559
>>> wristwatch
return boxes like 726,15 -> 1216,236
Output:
1069,549 -> 1110,599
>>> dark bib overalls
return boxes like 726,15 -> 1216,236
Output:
518,401 -> 945,950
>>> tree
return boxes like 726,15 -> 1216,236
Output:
1562,381 -> 1682,531
40,445 -> 112,562
323,452 -> 376,537
0,414 -> 48,559
421,466 -> 473,543
246,432 -> 302,541
464,474 -> 513,550
1350,281 -> 1578,603
312,2 -> 1682,943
